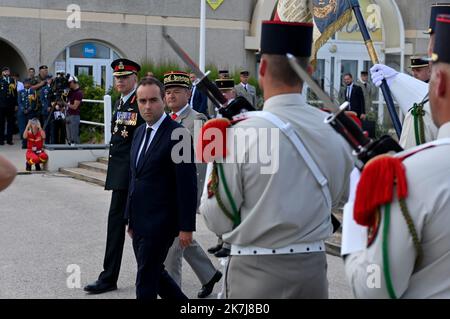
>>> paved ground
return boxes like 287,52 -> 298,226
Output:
0,138 -> 353,299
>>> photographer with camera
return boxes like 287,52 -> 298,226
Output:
23,118 -> 48,171
65,75 -> 83,145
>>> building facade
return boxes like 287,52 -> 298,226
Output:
0,0 -> 437,95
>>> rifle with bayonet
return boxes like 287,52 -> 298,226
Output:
286,54 -> 403,170
162,27 -> 255,119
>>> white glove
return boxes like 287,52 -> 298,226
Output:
370,64 -> 399,87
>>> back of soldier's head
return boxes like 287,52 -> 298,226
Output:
259,21 -> 313,88
429,14 -> 450,127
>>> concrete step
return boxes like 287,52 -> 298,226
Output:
79,161 -> 108,174
59,167 -> 106,187
97,157 -> 108,165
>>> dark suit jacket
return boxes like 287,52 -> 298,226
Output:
125,115 -> 197,238
339,84 -> 365,117
105,91 -> 144,190
190,86 -> 208,117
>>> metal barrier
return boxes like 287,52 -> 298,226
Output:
79,95 -> 112,144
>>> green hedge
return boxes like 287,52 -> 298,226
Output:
77,61 -> 262,143
78,74 -> 106,144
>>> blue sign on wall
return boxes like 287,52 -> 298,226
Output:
83,43 -> 97,58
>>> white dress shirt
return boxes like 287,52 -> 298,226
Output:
121,87 -> 137,105
136,112 -> 167,166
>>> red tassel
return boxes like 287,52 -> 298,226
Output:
196,118 -> 231,163
354,155 -> 408,227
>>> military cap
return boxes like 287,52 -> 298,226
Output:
111,58 -> 141,77
432,14 -> 450,64
425,3 -> 450,34
215,78 -> 235,90
410,56 -> 429,68
218,70 -> 230,76
260,21 -> 313,57
240,70 -> 250,76
39,65 -> 48,70
163,71 -> 191,89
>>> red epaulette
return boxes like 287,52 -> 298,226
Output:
196,118 -> 232,163
353,144 -> 437,244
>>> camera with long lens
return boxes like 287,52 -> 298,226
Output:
52,72 -> 70,102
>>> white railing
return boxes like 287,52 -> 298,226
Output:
80,95 -> 112,144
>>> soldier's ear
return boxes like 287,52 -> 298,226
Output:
259,58 -> 267,78
436,68 -> 447,98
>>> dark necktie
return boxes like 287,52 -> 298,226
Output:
137,127 -> 152,167
244,84 -> 248,92
118,98 -> 124,110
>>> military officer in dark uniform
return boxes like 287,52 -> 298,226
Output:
0,67 -> 17,145
84,58 -> 144,294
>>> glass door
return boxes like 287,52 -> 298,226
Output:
68,58 -> 112,90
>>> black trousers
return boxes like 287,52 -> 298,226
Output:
0,106 -> 15,143
98,189 -> 128,284
52,119 -> 66,144
132,233 -> 188,300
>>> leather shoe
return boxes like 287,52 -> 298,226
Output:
214,247 -> 230,258
84,280 -> 117,294
197,271 -> 222,298
207,244 -> 222,254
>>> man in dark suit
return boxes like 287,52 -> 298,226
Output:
339,73 -> 366,119
126,77 -> 197,299
84,58 -> 144,294
188,73 -> 208,117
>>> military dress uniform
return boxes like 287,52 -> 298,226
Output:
344,16 -> 450,298
234,71 -> 257,108
162,71 -> 222,298
40,80 -> 54,143
206,78 -> 236,258
88,59 -> 144,291
17,87 -> 38,121
388,73 -> 437,148
0,70 -> 17,145
371,4 -> 450,149
200,22 -> 354,299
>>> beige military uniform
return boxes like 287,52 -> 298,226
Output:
389,73 -> 438,149
200,93 -> 354,298
356,79 -> 376,112
344,122 -> 450,298
164,104 -> 217,287
234,82 -> 257,107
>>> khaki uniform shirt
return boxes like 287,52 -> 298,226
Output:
345,122 -> 450,298
234,83 -> 257,107
200,93 -> 354,248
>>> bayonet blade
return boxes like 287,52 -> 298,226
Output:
162,26 -> 204,79
286,53 -> 338,112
